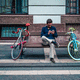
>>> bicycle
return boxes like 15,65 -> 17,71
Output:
11,23 -> 30,60
66,27 -> 80,60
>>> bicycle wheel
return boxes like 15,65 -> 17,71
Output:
68,40 -> 80,60
11,38 -> 23,60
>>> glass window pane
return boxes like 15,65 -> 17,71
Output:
2,7 -> 6,13
66,0 -> 79,14
0,0 -> 13,13
22,7 -> 28,13
66,7 -> 70,14
1,27 -> 26,37
24,0 -> 28,6
2,0 -> 5,6
71,8 -> 76,13
0,0 -> 28,14
22,0 -> 28,13
6,7 -> 12,13
73,3 -> 76,7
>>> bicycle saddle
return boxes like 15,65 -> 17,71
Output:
26,23 -> 30,26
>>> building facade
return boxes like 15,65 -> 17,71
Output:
0,0 -> 80,43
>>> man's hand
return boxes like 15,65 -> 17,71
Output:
51,30 -> 55,34
48,30 -> 51,35
48,30 -> 55,35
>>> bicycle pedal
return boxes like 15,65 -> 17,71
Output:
18,42 -> 21,45
22,41 -> 26,44
11,46 -> 13,48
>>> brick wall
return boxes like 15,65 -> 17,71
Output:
61,15 -> 80,41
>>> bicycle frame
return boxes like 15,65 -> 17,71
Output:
11,23 -> 30,60
18,28 -> 30,41
11,27 -> 29,48
18,29 -> 22,39
67,30 -> 80,51
67,27 -> 80,60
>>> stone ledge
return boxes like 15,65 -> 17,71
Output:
61,15 -> 80,24
0,15 -> 33,24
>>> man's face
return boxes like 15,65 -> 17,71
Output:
47,23 -> 52,28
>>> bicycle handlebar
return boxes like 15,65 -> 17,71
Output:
12,28 -> 30,37
12,23 -> 30,34
65,27 -> 76,35
65,32 -> 73,35
25,30 -> 30,37
12,28 -> 21,34
69,27 -> 75,31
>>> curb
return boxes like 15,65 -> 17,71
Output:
0,63 -> 80,67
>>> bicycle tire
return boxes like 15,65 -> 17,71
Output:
11,38 -> 23,60
68,40 -> 80,60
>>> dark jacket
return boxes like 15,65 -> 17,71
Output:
41,26 -> 58,39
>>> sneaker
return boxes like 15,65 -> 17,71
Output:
50,58 -> 55,63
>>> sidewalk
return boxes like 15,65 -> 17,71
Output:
0,40 -> 80,67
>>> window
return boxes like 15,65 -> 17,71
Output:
0,0 -> 28,14
1,26 -> 26,37
66,0 -> 79,14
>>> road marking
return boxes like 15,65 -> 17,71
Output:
0,59 -> 80,63
0,70 -> 80,75
0,59 -> 50,63
0,43 -> 13,45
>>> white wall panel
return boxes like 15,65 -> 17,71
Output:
29,0 -> 66,5
29,6 -> 65,14
29,0 -> 66,24
33,16 -> 61,24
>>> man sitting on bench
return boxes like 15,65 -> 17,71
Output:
41,19 -> 58,63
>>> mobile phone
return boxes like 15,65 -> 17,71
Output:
52,30 -> 54,32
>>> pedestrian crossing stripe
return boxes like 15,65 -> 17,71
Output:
0,70 -> 80,75
0,43 -> 13,45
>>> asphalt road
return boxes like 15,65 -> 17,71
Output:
0,45 -> 70,59
0,75 -> 80,80
0,66 -> 80,80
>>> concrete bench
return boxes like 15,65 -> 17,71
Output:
23,32 -> 69,48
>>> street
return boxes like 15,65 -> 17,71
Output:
0,45 -> 70,60
0,45 -> 80,80
0,66 -> 80,80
